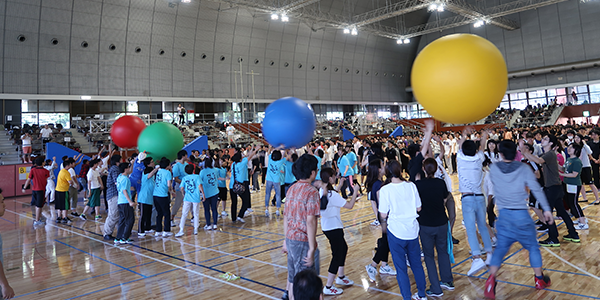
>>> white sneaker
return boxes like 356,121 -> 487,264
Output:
365,264 -> 377,281
175,232 -> 184,237
485,254 -> 493,266
171,221 -> 176,227
221,211 -> 229,217
244,210 -> 251,217
162,231 -> 173,237
265,209 -> 269,217
371,220 -> 380,226
335,276 -> 354,286
193,230 -> 198,235
467,258 -> 486,276
491,237 -> 498,248
576,223 -> 589,230
379,265 -> 397,275
204,225 -> 212,230
323,286 -> 343,295
412,293 -> 427,300
247,208 -> 254,212
573,220 -> 580,225
276,210 -> 280,217
147,229 -> 155,234
155,232 -> 162,237
236,217 -> 245,223
138,232 -> 146,237
212,224 -> 217,230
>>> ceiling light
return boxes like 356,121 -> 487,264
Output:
80,95 -> 91,100
436,4 -> 444,11
281,13 -> 289,22
429,3 -> 438,10
271,13 -> 279,20
180,0 -> 191,3
403,38 -> 410,44
474,20 -> 484,27
343,28 -> 350,34
351,28 -> 358,36
397,39 -> 403,44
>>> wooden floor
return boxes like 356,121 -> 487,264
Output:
3,175 -> 600,299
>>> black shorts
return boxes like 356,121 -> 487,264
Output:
581,167 -> 593,184
32,190 -> 45,208
361,167 -> 367,176
55,191 -> 69,210
528,193 -> 541,209
218,187 -> 228,201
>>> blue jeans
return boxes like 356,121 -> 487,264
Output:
78,177 -> 88,193
264,180 -> 281,208
490,209 -> 543,268
461,195 -> 492,256
388,231 -> 426,299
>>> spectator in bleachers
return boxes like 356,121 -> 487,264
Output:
21,132 -> 32,163
39,124 -> 53,144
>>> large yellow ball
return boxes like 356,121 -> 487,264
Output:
411,34 -> 508,124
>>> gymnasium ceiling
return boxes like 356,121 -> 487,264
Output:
208,0 -> 571,40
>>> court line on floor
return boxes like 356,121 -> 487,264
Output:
503,262 -> 593,277
6,209 -> 280,300
541,247 -> 600,281
0,217 -> 15,224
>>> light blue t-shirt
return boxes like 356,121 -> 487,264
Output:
284,160 -> 296,184
229,158 -> 249,188
346,152 -> 358,174
337,155 -> 354,176
180,174 -> 202,203
217,167 -> 227,188
172,162 -> 189,188
266,154 -> 285,183
117,174 -> 132,205
200,168 -> 219,198
138,174 -> 154,205
315,156 -> 323,181
153,168 -> 172,197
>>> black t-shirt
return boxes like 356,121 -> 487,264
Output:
369,180 -> 382,205
415,178 -> 449,227
589,140 -> 600,160
399,148 -> 409,170
386,148 -> 398,161
408,152 -> 425,182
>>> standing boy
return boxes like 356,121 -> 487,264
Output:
55,158 -> 76,224
103,155 -> 122,240
22,157 -> 49,226
115,163 -> 135,244
282,154 -> 320,300
154,158 -> 174,237
81,159 -> 103,220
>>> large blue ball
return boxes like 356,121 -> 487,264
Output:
262,97 -> 316,149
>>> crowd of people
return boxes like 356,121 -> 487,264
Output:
16,118 -> 600,300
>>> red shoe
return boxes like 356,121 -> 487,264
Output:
484,274 -> 496,299
535,275 -> 551,289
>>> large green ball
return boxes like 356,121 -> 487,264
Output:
137,122 -> 184,161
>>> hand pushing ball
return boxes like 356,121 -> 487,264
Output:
110,115 -> 146,148
262,97 -> 316,149
137,122 -> 184,161
411,34 -> 508,124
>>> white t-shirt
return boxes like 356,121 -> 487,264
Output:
87,168 -> 101,189
483,170 -> 494,199
40,128 -> 52,138
21,135 -> 32,146
378,182 -> 421,240
319,188 -> 346,231
227,126 -> 235,136
457,150 -> 485,194
580,144 -> 592,167
435,156 -> 453,193
68,168 -> 77,187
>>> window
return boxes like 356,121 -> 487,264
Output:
528,90 -> 546,98
39,113 -> 70,128
377,111 -> 391,119
21,113 -> 38,125
127,101 -> 138,112
590,84 -> 600,93
499,101 -> 510,109
529,98 -> 547,107
575,86 -> 588,93
511,99 -> 528,110
326,112 -> 343,120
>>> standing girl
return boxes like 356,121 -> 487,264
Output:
176,164 -> 202,236
318,168 -> 358,295
229,146 -> 258,222
336,147 -> 355,199
215,158 -> 229,217
153,158 -> 174,237
200,157 -> 220,230
138,158 -> 157,237
378,160 -> 427,300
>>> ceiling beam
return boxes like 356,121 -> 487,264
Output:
280,0 -> 322,12
351,0 -> 429,27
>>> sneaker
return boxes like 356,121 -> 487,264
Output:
193,230 -> 198,235
123,239 -> 133,244
33,220 -> 45,226
411,293 -> 426,300
80,214 -> 87,221
162,231 -> 173,237
155,232 -> 162,237
467,258 -> 486,276
322,286 -> 343,295
491,236 -> 497,248
539,239 -> 560,247
204,225 -> 212,230
575,223 -> 589,230
578,198 -> 588,203
171,221 -> 176,227
221,211 -> 228,217
114,239 -> 123,244
175,232 -> 184,237
484,274 -> 497,299
138,232 -> 146,237
440,282 -> 455,291
247,208 -> 254,213
452,236 -> 460,244
335,276 -> 354,286
95,215 -> 102,220
485,253 -> 493,266
426,289 -> 443,297
563,234 -> 580,243
371,220 -> 380,226
56,217 -> 62,223
536,224 -> 548,232
534,275 -> 551,290
147,229 -> 155,234
103,235 -> 115,241
236,217 -> 245,223
62,217 -> 72,224
265,209 -> 270,217
70,211 -> 80,217
379,264 -> 396,275
573,220 -> 580,225
276,210 -> 280,217
535,220 -> 544,227
365,264 -> 377,281
244,210 -> 251,217
281,290 -> 289,300
212,224 -> 217,230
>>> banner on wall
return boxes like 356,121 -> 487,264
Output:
18,166 -> 31,180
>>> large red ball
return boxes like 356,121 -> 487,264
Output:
110,116 -> 146,148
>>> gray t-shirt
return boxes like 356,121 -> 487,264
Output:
541,151 -> 561,187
